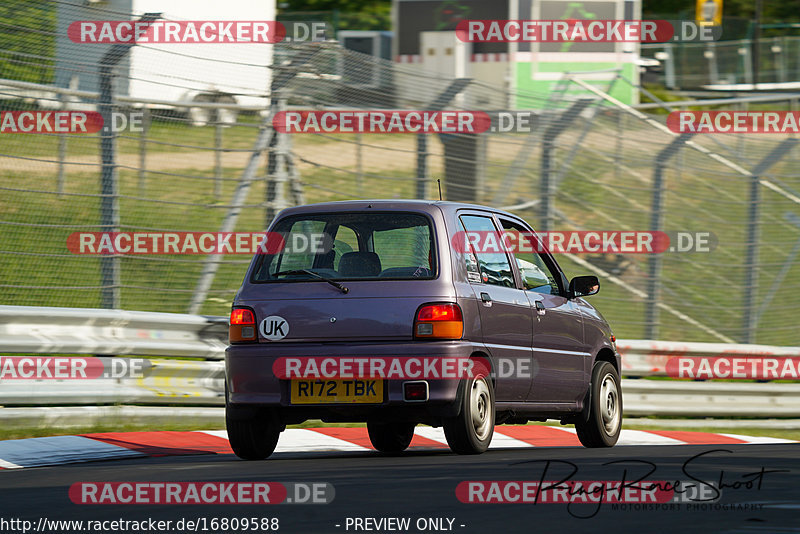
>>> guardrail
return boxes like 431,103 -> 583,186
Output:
0,362 -> 795,417
0,306 -> 798,419
0,77 -> 268,111
617,339 -> 800,377
0,359 -> 224,406
0,305 -> 228,360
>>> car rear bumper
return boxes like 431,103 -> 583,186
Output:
226,341 -> 482,423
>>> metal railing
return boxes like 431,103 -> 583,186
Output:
642,36 -> 800,89
0,305 -> 228,360
0,306 -> 798,420
618,339 -> 800,377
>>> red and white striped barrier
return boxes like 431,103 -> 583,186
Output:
0,427 -> 793,470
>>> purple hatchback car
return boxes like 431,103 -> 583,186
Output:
226,200 -> 621,459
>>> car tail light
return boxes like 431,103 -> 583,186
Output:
414,303 -> 463,340
229,307 -> 257,343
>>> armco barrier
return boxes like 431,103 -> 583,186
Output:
0,305 -> 228,360
0,365 -> 797,417
0,306 -> 799,418
0,359 -> 224,406
621,380 -> 800,417
617,339 -> 800,377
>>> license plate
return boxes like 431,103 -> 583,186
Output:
290,379 -> 383,404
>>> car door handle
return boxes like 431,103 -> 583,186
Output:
535,301 -> 546,316
480,292 -> 492,306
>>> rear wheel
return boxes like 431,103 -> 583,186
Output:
575,361 -> 622,448
226,405 -> 283,460
443,374 -> 494,454
367,421 -> 416,452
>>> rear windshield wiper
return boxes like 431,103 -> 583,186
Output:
272,269 -> 349,294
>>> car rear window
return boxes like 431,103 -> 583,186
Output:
251,212 -> 436,282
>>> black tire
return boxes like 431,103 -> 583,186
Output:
367,421 -> 416,453
443,374 -> 495,454
226,405 -> 282,460
575,361 -> 622,448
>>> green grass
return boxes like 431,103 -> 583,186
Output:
1,101 -> 799,343
621,422 -> 800,442
0,421 -> 218,441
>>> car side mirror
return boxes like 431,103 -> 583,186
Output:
569,275 -> 599,298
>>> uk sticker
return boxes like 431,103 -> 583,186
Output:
259,315 -> 289,340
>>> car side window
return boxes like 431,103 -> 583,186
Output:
498,219 -> 561,295
459,215 -> 515,288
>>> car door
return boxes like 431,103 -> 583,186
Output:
458,213 -> 533,403
496,217 -> 589,405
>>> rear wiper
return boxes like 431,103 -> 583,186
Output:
273,269 -> 349,294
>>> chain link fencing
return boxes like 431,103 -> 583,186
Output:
1,1 -> 799,346
642,36 -> 800,88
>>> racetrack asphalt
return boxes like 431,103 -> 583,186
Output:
0,443 -> 798,534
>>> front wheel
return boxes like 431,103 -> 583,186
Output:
443,375 -> 495,454
575,361 -> 622,448
367,421 -> 416,452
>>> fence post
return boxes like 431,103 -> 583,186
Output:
735,100 -> 747,163
138,107 -> 150,196
98,61 -> 124,310
97,13 -> 159,310
663,43 -> 676,89
355,131 -> 364,197
214,121 -> 223,199
645,133 -> 694,339
418,78 -> 472,200
266,96 -> 289,226
415,134 -> 428,199
752,0 -> 762,85
705,41 -> 719,85
57,93 -> 67,198
742,139 -> 798,343
539,99 -> 592,232
740,42 -> 753,85
773,37 -> 786,83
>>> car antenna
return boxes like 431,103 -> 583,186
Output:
437,179 -> 443,201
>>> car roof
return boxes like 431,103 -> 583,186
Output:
275,199 -> 525,222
